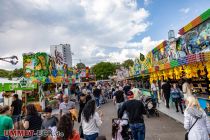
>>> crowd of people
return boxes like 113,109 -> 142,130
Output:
111,80 -> 210,140
0,80 -> 210,140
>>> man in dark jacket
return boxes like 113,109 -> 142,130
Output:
11,94 -> 22,129
119,91 -> 146,140
162,80 -> 171,108
93,86 -> 101,108
113,90 -> 125,112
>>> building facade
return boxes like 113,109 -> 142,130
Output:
50,44 -> 73,67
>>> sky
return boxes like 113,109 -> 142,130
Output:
0,0 -> 210,70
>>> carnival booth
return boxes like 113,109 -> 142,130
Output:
0,77 -> 37,111
150,9 -> 210,115
22,52 -> 82,111
128,9 -> 210,115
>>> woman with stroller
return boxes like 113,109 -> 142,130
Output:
171,83 -> 184,114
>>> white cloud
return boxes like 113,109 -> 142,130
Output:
108,36 -> 162,62
0,0 -> 151,69
144,0 -> 152,5
180,8 -> 190,14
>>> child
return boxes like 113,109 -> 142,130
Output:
112,120 -> 123,140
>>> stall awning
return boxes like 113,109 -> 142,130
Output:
3,83 -> 37,92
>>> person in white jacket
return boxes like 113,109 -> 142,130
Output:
82,99 -> 102,140
184,96 -> 210,140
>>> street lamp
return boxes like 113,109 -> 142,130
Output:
101,75 -> 104,80
0,55 -> 18,65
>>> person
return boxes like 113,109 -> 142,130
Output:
75,86 -> 81,102
132,88 -> 141,100
0,106 -> 13,140
123,83 -> 131,96
58,91 -> 64,103
11,94 -> 22,130
151,80 -> 158,103
78,94 -> 92,123
93,86 -> 101,108
119,91 -> 146,140
113,90 -> 125,112
42,106 -> 58,139
82,100 -> 103,140
112,120 -> 124,140
22,104 -> 42,140
57,113 -> 80,140
162,80 -> 171,108
59,95 -> 76,118
171,83 -> 184,114
184,96 -> 210,140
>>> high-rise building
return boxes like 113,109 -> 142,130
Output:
50,44 -> 73,67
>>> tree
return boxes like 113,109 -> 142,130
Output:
122,59 -> 134,69
12,68 -> 23,77
0,69 -> 10,78
92,62 -> 117,80
76,63 -> 86,69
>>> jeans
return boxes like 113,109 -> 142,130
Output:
116,102 -> 124,112
130,123 -> 145,140
95,97 -> 100,107
152,91 -> 158,103
164,92 -> 170,108
84,133 -> 98,140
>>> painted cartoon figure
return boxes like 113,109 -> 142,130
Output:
176,37 -> 187,58
198,22 -> 210,52
186,31 -> 200,54
168,41 -> 177,60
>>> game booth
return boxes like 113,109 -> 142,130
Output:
128,9 -> 210,115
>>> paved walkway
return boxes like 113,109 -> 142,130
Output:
157,100 -> 184,124
69,100 -> 185,140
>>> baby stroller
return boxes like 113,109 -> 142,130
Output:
112,118 -> 133,140
143,96 -> 159,118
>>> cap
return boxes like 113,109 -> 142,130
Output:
127,91 -> 134,99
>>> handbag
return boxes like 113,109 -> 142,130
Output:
79,125 -> 84,138
185,118 -> 199,140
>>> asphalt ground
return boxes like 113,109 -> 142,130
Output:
73,100 -> 186,140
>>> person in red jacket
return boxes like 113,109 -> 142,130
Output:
57,113 -> 80,140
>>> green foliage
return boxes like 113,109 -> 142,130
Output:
76,63 -> 86,69
122,59 -> 134,69
92,62 -> 118,80
0,68 -> 23,78
12,68 -> 23,77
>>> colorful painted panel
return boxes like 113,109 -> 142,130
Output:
23,52 -> 49,83
177,19 -> 210,55
179,9 -> 210,35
